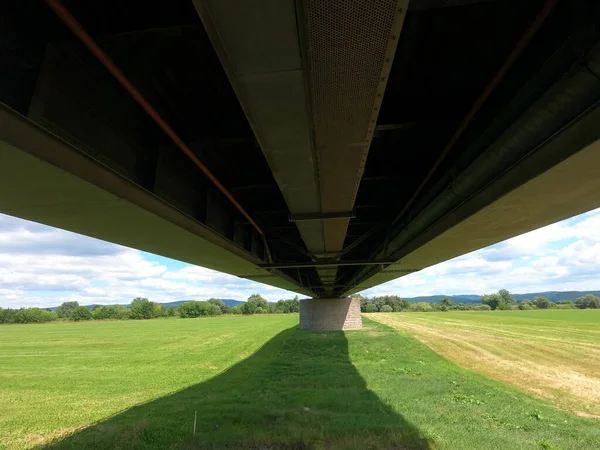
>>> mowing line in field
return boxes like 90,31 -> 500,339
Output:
366,310 -> 600,418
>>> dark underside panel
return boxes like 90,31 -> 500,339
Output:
336,0 -> 600,295
1,0 -> 600,297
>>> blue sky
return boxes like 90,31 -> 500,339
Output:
1,207 -> 600,308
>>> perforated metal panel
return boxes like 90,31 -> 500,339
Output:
307,0 -> 401,144
301,0 -> 407,292
305,0 -> 407,208
196,0 -> 408,295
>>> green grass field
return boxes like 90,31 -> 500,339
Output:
367,309 -> 600,417
1,314 -> 599,449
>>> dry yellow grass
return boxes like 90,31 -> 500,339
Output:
367,310 -> 600,417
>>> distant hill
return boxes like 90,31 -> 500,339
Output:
454,295 -> 481,301
403,291 -> 600,304
158,299 -> 244,309
404,295 -> 481,304
222,299 -> 245,307
511,291 -> 600,302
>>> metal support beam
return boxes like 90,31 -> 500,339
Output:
277,237 -> 317,261
259,259 -> 398,269
228,183 -> 280,192
408,0 -> 495,11
338,227 -> 379,257
289,211 -> 355,222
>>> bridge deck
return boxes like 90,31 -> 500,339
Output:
1,0 -> 599,297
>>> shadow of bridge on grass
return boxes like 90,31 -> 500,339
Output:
44,327 -> 430,450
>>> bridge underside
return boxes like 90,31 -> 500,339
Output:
1,0 -> 600,304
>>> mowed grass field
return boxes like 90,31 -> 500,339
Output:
0,314 -> 598,449
367,310 -> 600,418
1,316 -> 296,449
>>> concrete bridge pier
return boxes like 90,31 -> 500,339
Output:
299,298 -> 362,330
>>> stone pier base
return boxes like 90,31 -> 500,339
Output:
299,297 -> 362,330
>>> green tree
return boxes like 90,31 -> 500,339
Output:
92,305 -> 130,320
247,294 -> 268,309
496,301 -> 510,310
396,299 -> 410,311
178,301 -> 219,318
56,301 -> 79,319
70,306 -> 92,321
241,294 -> 269,315
0,307 -> 17,323
254,307 -> 266,314
92,306 -> 107,320
371,295 -> 407,312
289,296 -> 300,313
413,302 -> 433,312
359,296 -> 370,312
207,298 -> 229,314
481,293 -> 501,310
230,305 -> 243,315
518,299 -> 533,310
372,297 -> 385,312
178,301 -> 200,318
165,306 -> 177,317
152,303 -> 166,318
130,298 -> 156,320
275,300 -> 286,313
555,300 -> 575,309
533,296 -> 551,309
242,301 -> 256,315
114,305 -> 130,319
275,298 -> 300,313
575,295 -> 600,309
440,298 -> 455,310
498,289 -> 516,306
12,308 -> 57,323
381,305 -> 393,312
364,303 -> 376,313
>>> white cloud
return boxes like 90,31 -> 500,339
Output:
1,207 -> 600,308
165,265 -> 240,284
0,215 -> 296,308
363,207 -> 600,298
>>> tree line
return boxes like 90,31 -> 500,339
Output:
359,290 -> 600,312
481,290 -> 600,311
358,295 -> 492,313
1,291 -> 598,325
0,294 -> 300,324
